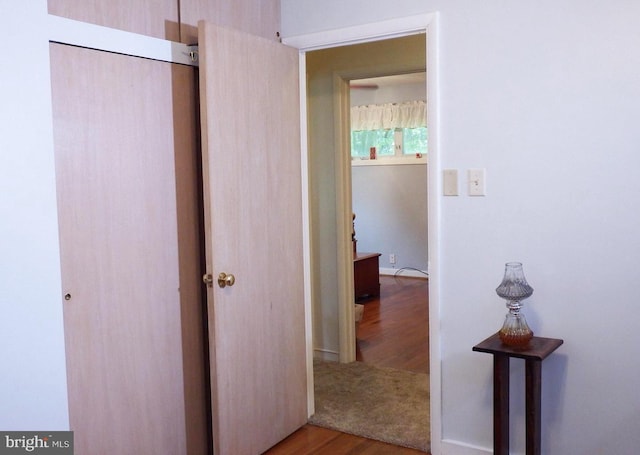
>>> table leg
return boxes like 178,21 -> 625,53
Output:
525,359 -> 542,455
493,355 -> 510,455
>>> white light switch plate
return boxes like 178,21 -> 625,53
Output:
468,168 -> 486,196
443,169 -> 459,196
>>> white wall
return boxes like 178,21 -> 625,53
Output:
283,1 -> 640,454
0,0 -> 69,429
352,163 -> 428,272
350,79 -> 425,106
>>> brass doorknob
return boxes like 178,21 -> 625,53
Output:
217,272 -> 235,288
202,273 -> 214,287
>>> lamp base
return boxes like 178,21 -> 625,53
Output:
499,313 -> 533,347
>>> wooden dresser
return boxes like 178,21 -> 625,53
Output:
353,252 -> 381,300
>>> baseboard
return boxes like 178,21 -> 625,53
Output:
379,267 -> 428,279
313,349 -> 339,362
440,439 -> 492,455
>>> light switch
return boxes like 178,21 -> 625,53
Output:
443,169 -> 459,196
468,168 -> 486,196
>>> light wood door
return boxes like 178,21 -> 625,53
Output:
198,23 -> 307,455
50,43 -> 207,454
179,0 -> 280,44
48,0 -> 180,41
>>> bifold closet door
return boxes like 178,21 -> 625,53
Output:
198,22 -> 307,455
50,43 -> 207,454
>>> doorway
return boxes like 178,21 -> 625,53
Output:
305,34 -> 428,364
350,72 -> 429,375
284,12 -> 441,449
302,30 -> 433,450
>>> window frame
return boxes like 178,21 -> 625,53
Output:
351,126 -> 427,165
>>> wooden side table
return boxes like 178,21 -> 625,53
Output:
473,333 -> 563,455
353,252 -> 381,300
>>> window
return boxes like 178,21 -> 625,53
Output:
351,127 -> 427,157
399,127 -> 428,155
351,129 -> 394,157
350,101 -> 427,159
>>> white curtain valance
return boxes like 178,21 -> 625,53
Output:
350,100 -> 426,131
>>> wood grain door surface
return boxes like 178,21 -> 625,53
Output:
198,22 -> 307,455
50,43 -> 206,454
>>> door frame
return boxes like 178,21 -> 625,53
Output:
283,12 -> 442,454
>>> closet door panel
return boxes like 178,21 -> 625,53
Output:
50,43 -> 205,454
48,0 -> 180,41
179,0 -> 280,44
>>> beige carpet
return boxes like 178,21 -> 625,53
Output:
310,360 -> 430,452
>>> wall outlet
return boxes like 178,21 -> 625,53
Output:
389,253 -> 396,264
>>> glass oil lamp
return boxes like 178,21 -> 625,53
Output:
496,262 -> 534,347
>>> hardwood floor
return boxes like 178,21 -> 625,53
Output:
264,275 -> 430,454
356,275 -> 429,373
264,424 -> 425,454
